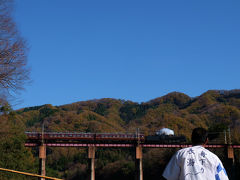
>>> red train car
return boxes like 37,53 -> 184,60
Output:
95,133 -> 144,142
25,132 -> 144,143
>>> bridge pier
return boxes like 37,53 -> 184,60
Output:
224,145 -> 235,179
38,144 -> 46,180
135,146 -> 143,180
88,146 -> 96,180
227,145 -> 234,162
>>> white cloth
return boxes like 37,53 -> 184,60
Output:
162,146 -> 229,180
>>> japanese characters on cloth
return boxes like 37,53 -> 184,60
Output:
162,146 -> 229,180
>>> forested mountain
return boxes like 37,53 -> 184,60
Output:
1,90 -> 240,179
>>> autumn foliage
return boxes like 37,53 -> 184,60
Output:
1,90 -> 240,179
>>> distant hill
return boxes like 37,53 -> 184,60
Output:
15,89 -> 240,143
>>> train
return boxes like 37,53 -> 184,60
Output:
25,128 -> 186,144
25,131 -> 144,142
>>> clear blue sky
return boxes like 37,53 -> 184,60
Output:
13,0 -> 240,109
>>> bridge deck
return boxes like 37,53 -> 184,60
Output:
25,143 -> 240,148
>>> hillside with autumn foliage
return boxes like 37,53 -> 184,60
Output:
1,90 -> 240,179
16,90 -> 240,142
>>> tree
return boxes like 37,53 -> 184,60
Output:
0,0 -> 29,97
0,101 -> 11,115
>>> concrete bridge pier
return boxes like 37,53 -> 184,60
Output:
227,145 -> 234,162
88,146 -> 96,180
225,145 -> 235,179
135,146 -> 143,180
38,144 -> 46,180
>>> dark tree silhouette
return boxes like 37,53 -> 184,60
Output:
0,0 -> 29,95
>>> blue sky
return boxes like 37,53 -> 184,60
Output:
13,0 -> 240,109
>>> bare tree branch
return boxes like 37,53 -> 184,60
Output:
0,0 -> 30,98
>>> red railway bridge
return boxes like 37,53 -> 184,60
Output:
25,132 -> 239,180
